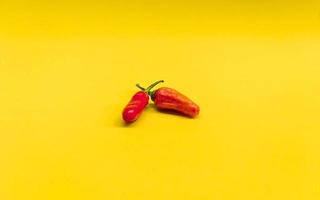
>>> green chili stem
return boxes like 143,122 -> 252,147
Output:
150,90 -> 156,101
145,80 -> 164,92
136,80 -> 164,96
135,84 -> 145,91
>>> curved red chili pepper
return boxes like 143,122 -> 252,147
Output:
152,87 -> 200,118
122,80 -> 164,123
122,91 -> 149,123
136,83 -> 200,118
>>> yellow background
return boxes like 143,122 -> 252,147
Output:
1,0 -> 320,199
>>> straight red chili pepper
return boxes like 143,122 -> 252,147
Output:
136,83 -> 200,118
122,80 -> 164,123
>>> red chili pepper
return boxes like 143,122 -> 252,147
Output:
122,80 -> 164,123
136,83 -> 200,118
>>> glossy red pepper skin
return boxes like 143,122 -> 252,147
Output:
152,87 -> 200,118
122,80 -> 164,123
122,91 -> 149,123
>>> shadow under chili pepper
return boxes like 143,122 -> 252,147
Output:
149,104 -> 194,119
116,119 -> 132,127
116,118 -> 141,127
116,107 -> 151,127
